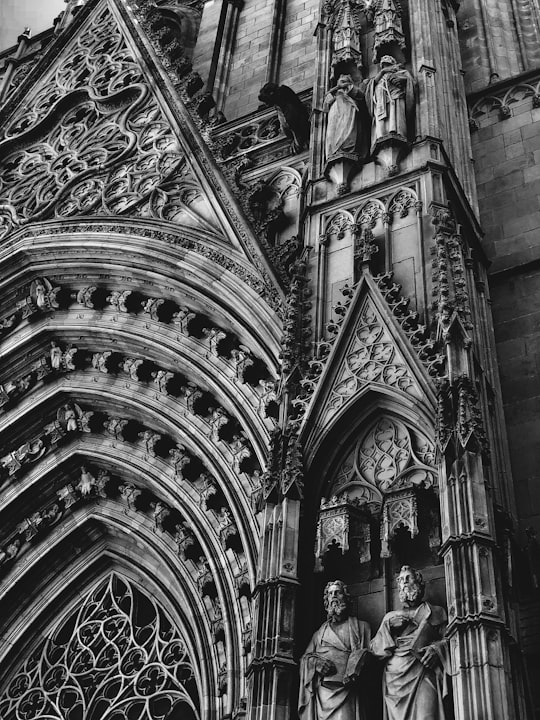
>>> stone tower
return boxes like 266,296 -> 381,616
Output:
0,1 -> 539,719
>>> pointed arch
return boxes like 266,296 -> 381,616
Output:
0,495 -> 249,718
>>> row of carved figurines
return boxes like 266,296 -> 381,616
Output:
258,55 -> 415,168
300,566 -> 450,720
324,57 -> 416,164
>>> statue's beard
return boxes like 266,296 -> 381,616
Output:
399,582 -> 422,607
326,599 -> 348,622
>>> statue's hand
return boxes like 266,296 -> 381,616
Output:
419,645 -> 439,669
389,614 -> 408,630
315,657 -> 337,677
343,672 -> 358,686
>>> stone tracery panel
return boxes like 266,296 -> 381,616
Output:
0,573 -> 201,720
0,3 -> 222,240
328,415 -> 436,509
324,295 -> 422,423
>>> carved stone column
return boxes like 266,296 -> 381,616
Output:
248,258 -> 310,720
434,207 -> 518,719
439,407 -> 516,720
248,498 -> 300,720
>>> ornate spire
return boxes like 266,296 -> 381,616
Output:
325,0 -> 366,71
370,0 -> 406,62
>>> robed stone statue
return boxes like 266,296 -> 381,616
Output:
365,56 -> 415,152
298,580 -> 371,720
323,74 -> 364,161
371,566 -> 451,720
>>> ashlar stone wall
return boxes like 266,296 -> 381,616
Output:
470,85 -> 540,538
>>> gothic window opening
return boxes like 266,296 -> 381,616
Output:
0,574 -> 201,720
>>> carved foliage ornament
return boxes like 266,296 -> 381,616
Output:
0,574 -> 201,720
0,5 -> 221,240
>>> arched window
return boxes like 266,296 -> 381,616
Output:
0,574 -> 200,720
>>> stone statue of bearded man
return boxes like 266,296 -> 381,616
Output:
371,566 -> 451,720
298,580 -> 371,720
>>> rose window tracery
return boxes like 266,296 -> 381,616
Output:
0,574 -> 201,720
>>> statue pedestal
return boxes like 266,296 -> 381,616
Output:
324,152 -> 359,194
373,134 -> 409,176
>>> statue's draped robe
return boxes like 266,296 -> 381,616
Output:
371,602 -> 450,720
365,67 -> 415,151
325,89 -> 360,160
299,616 -> 371,720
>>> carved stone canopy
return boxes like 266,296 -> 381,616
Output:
317,415 -> 437,560
315,492 -> 371,569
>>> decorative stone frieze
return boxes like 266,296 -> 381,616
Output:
468,74 -> 540,128
0,399 -> 260,493
0,280 -> 274,389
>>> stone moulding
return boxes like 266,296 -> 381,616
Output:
0,225 -> 283,323
468,72 -> 540,129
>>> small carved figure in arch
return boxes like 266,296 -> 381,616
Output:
78,466 -> 96,496
50,341 -> 63,371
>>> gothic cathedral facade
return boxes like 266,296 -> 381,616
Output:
0,0 -> 539,718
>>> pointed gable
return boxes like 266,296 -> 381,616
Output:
0,0 -> 282,296
326,292 -> 423,416
302,274 -> 435,436
0,2 -> 228,244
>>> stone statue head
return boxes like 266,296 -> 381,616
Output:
323,580 -> 351,622
380,54 -> 398,67
337,74 -> 354,88
397,565 -> 425,607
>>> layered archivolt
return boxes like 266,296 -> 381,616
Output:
0,445 -> 254,714
0,234 -> 279,717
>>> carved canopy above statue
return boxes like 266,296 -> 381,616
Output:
316,416 -> 437,563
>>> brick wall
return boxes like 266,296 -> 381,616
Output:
472,92 -> 540,534
224,0 -> 276,119
279,0 -> 317,87
201,0 -> 318,120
